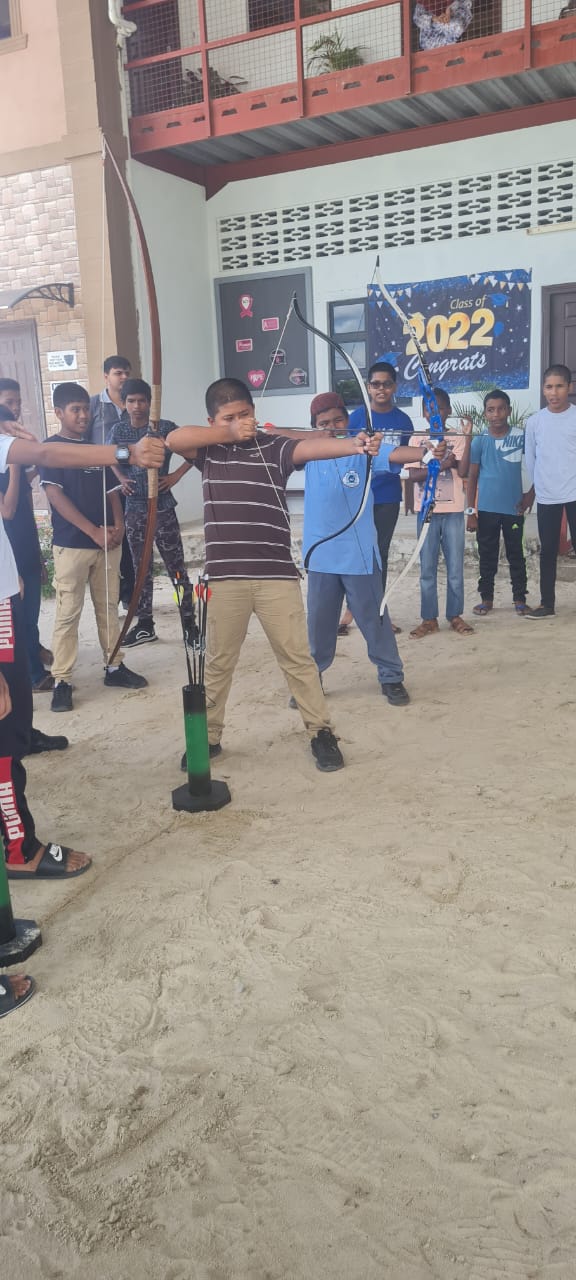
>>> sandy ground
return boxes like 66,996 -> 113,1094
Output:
2,555 -> 576,1280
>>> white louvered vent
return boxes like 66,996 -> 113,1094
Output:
217,158 -> 575,271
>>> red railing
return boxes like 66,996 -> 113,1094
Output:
122,1 -> 576,155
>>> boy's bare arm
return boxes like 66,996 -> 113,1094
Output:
0,464 -> 21,520
6,436 -> 166,471
166,425 -> 232,457
44,484 -> 110,550
466,461 -> 479,510
292,433 -> 381,465
109,490 -> 125,542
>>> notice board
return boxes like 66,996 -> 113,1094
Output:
215,268 -> 316,396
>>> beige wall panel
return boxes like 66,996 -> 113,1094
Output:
0,0 -> 66,154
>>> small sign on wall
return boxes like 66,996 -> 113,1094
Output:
49,380 -> 87,398
47,350 -> 77,372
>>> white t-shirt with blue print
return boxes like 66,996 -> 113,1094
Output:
470,429 -> 525,517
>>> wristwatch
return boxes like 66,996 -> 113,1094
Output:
115,444 -> 130,466
465,507 -> 477,516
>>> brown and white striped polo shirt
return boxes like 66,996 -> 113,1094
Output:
194,432 -> 300,580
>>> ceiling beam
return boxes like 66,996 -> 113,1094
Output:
200,95 -> 576,199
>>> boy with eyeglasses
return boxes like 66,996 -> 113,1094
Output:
347,361 -> 413,632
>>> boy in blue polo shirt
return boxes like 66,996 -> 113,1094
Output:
347,361 -> 413,632
301,393 -> 443,703
466,389 -> 532,615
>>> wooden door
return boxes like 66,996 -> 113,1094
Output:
542,284 -> 576,405
0,319 -> 46,437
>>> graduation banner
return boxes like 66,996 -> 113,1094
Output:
368,269 -> 531,394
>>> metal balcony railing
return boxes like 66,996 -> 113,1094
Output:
121,0 -> 576,151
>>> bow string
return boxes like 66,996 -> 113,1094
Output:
103,136 -> 162,665
290,294 -> 376,571
369,258 -> 445,615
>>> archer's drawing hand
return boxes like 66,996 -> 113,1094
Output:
230,416 -> 258,443
132,436 -> 166,469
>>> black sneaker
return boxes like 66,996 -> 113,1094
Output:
310,728 -> 344,772
104,663 -> 148,689
524,605 -> 555,619
23,727 -> 69,756
180,742 -> 222,771
381,681 -> 410,706
124,621 -> 157,647
51,681 -> 73,713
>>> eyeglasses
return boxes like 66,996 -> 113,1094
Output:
369,380 -> 395,389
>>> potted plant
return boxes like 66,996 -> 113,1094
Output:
307,27 -> 365,74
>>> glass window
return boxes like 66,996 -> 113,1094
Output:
328,297 -> 412,408
0,0 -> 11,39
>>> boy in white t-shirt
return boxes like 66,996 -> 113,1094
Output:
524,364 -> 576,618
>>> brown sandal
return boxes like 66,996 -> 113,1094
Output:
449,616 -> 474,635
409,619 -> 439,639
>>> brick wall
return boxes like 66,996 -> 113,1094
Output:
0,162 -> 88,436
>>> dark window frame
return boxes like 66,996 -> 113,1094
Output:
328,296 -> 412,408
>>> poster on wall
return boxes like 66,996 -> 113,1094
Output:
367,269 -> 531,394
215,268 -> 316,397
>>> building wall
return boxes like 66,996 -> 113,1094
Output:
131,160 -> 216,521
0,164 -> 87,437
0,0 -> 66,155
130,118 -> 575,521
206,118 -> 576,430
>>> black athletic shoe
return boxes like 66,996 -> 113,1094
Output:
524,605 -> 555,619
124,621 -> 157,647
180,742 -> 222,771
381,681 -> 410,706
51,681 -> 73,713
104,663 -> 148,689
310,728 -> 344,773
23,727 -> 69,756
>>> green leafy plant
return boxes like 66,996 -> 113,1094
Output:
37,521 -> 55,599
450,382 -> 532,433
307,28 -> 365,74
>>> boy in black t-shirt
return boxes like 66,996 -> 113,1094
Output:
41,384 -> 147,712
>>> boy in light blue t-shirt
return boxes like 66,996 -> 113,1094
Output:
466,389 -> 533,615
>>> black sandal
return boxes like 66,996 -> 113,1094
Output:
0,975 -> 36,1018
7,843 -> 92,880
